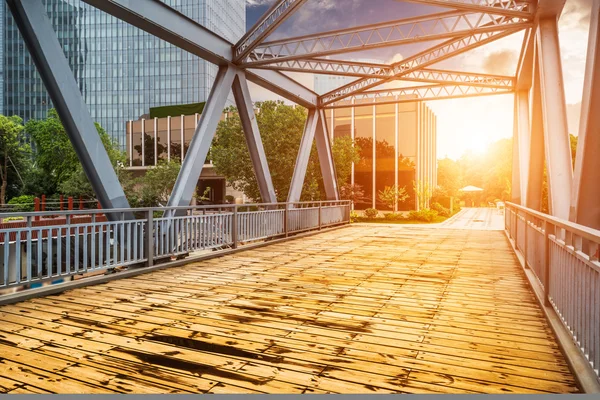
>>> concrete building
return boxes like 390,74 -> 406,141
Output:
125,108 -> 244,204
0,0 -> 245,146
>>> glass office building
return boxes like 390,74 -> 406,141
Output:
326,99 -> 437,211
0,0 -> 245,147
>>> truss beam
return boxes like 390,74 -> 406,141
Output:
232,71 -> 278,204
570,0 -> 600,229
7,0 -> 132,218
168,66 -> 237,208
320,27 -> 525,106
243,10 -> 531,65
234,0 -> 307,63
256,58 -> 514,87
526,47 -> 544,211
536,18 -> 572,219
323,83 -> 513,109
315,110 -> 339,200
287,109 -> 319,203
82,0 -> 317,108
401,0 -> 533,17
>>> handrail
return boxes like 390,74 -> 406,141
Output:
506,201 -> 600,243
0,200 -> 352,219
0,200 -> 352,294
505,202 -> 600,387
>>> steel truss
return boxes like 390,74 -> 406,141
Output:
241,10 -> 531,66
401,0 -> 533,17
320,28 -> 525,106
323,83 -> 513,109
253,58 -> 515,87
9,0 -> 598,228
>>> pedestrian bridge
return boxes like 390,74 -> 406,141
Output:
0,205 -> 590,394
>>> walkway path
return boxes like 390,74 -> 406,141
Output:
0,225 -> 578,393
440,207 -> 505,230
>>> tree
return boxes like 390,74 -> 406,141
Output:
26,109 -> 127,198
378,185 -> 409,210
135,158 -> 182,207
0,115 -> 28,205
211,101 -> 360,202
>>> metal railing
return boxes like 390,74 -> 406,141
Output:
505,202 -> 600,378
0,200 -> 351,293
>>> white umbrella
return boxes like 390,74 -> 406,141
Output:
459,185 -> 484,192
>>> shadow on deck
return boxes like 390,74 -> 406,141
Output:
0,225 -> 579,393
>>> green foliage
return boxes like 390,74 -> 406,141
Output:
332,135 -> 360,186
350,210 -> 360,223
2,216 -> 24,222
26,109 -> 127,199
378,185 -> 409,210
0,115 -> 28,205
340,183 -> 365,204
431,202 -> 450,217
408,209 -> 439,222
384,212 -> 405,221
211,101 -> 360,202
7,195 -> 35,212
364,208 -> 379,218
134,158 -> 181,207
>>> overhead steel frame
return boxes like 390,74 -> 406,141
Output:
10,0 -> 596,225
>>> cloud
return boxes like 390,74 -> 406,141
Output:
246,0 -> 275,8
562,0 -> 593,26
481,49 -> 518,75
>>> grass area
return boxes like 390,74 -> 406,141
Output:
353,216 -> 448,224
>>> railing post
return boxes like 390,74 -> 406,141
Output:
318,202 -> 322,230
146,209 -> 154,268
284,203 -> 289,237
543,220 -> 553,307
232,205 -> 238,249
524,212 -> 529,268
514,209 -> 518,246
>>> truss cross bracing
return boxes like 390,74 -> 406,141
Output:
8,0 -> 600,232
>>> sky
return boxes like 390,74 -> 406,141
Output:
244,0 -> 593,159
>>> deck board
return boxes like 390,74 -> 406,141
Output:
0,225 -> 579,393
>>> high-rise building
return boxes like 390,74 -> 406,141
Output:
0,0 -> 245,147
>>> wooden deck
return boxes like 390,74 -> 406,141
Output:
0,224 -> 579,394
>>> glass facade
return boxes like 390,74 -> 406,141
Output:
0,0 -> 245,147
329,101 -> 437,211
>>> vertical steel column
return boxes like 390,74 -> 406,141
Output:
168,65 -> 237,208
527,49 -> 545,211
372,105 -> 376,209
6,0 -> 132,215
511,94 -> 522,204
394,99 -> 399,212
167,116 -> 172,162
350,100 -> 355,188
153,117 -> 158,166
416,102 -> 422,211
537,18 -> 573,219
315,109 -> 340,200
516,90 -> 530,206
141,119 -> 146,167
232,70 -> 277,203
571,0 -> 600,229
287,108 -> 319,203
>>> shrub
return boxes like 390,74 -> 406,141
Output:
384,212 -> 405,221
7,195 -> 36,212
431,202 -> 450,217
408,209 -> 439,222
350,210 -> 360,223
225,195 -> 235,203
364,208 -> 379,219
